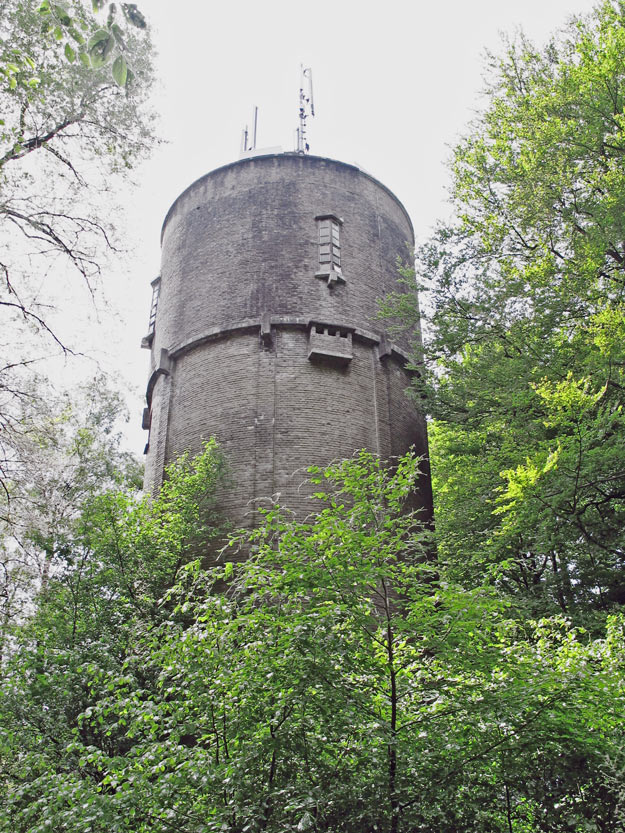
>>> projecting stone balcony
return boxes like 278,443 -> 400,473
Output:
308,324 -> 353,366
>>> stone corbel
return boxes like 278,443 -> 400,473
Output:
260,312 -> 273,348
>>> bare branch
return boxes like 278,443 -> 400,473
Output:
0,114 -> 84,167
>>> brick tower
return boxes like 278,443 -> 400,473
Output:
141,153 -> 431,534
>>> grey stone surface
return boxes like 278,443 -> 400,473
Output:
143,153 -> 432,533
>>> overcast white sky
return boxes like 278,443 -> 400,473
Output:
87,0 -> 600,452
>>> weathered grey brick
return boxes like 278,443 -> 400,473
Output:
142,153 -> 432,531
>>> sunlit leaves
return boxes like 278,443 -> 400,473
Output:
384,1 -> 625,618
1,446 -> 624,831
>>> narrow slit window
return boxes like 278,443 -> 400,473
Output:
316,216 -> 342,275
148,277 -> 161,336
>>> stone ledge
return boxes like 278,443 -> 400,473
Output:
167,316 -> 412,364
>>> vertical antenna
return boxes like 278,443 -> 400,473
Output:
297,66 -> 314,154
240,106 -> 258,154
252,105 -> 258,150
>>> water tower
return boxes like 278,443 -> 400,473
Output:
141,152 -> 432,534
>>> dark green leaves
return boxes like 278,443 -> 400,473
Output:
51,3 -> 70,25
121,3 -> 145,29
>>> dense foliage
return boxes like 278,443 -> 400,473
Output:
0,441 -> 226,829
1,446 -> 624,832
383,0 -> 625,624
0,378 -> 143,656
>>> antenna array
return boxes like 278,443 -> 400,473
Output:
296,66 -> 314,154
238,67 -> 315,157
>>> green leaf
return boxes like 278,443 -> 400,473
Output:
111,54 -> 127,86
89,32 -> 113,68
87,28 -> 110,50
110,22 -> 125,45
52,4 -> 71,25
121,3 -> 146,29
64,43 -> 76,63
102,33 -> 115,61
68,27 -> 85,45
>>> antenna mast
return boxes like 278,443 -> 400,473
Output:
240,105 -> 259,153
296,66 -> 314,154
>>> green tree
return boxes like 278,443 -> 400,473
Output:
0,440 -> 226,832
0,376 -> 142,655
0,0 -> 154,333
0,0 -> 155,501
3,448 -> 622,832
383,0 -> 625,621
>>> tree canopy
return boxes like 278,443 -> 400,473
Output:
0,0 -> 154,334
0,0 -> 155,507
0,377 -> 144,656
383,0 -> 625,624
1,446 -> 623,832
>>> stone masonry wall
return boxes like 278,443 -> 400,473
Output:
143,153 -> 432,531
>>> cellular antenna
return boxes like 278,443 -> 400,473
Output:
240,106 -> 259,153
296,66 -> 314,154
